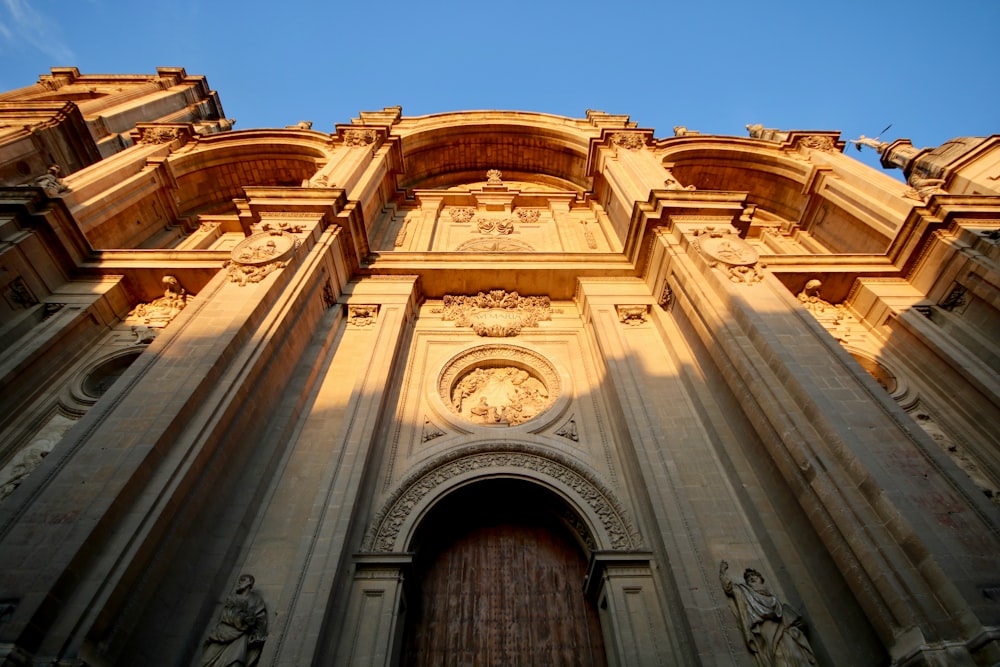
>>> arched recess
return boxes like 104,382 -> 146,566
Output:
661,141 -> 896,254
166,131 -> 331,216
392,112 -> 595,193
363,442 -> 641,554
339,444 -> 689,665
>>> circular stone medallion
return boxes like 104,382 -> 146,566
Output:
699,235 -> 758,266
231,232 -> 297,265
438,345 -> 559,427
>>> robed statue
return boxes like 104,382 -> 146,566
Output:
720,561 -> 816,666
200,574 -> 267,667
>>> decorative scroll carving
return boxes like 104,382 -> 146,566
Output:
364,443 -> 642,552
421,416 -> 445,443
475,216 -> 514,235
223,260 -> 286,286
200,574 -> 267,667
939,285 -> 967,312
347,304 -> 378,327
515,208 -> 541,224
139,126 -> 183,144
449,207 -> 475,223
437,345 -> 561,427
438,289 -> 553,336
129,275 -> 188,327
3,276 -> 37,309
719,561 -> 817,666
454,237 -> 535,252
610,132 -> 645,150
451,366 -> 551,426
555,416 -> 579,442
260,221 -> 304,234
794,135 -> 836,152
616,304 -> 650,326
322,279 -> 337,310
659,284 -> 674,311
343,128 -> 381,147
486,169 -> 503,185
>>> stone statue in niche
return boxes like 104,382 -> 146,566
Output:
0,448 -> 48,502
200,574 -> 268,667
27,165 -> 69,197
130,275 -> 188,327
720,561 -> 817,666
451,366 -> 550,426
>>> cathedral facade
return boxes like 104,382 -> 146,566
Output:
0,68 -> 998,666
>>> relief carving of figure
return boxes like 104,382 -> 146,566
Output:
720,561 -> 816,667
200,574 -> 268,667
451,366 -> 550,426
0,448 -> 48,502
28,165 -> 69,197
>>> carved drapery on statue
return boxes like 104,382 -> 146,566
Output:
200,574 -> 268,667
719,561 -> 817,667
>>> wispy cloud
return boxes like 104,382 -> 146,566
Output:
1,0 -> 75,63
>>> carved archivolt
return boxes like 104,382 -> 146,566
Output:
363,443 -> 642,552
438,344 -> 560,427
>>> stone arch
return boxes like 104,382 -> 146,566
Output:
363,442 -> 641,554
660,140 -> 897,253
392,112 -> 595,192
166,130 -> 332,216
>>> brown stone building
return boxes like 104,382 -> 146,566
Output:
0,68 -> 998,666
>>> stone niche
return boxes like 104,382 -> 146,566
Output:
437,345 -> 562,428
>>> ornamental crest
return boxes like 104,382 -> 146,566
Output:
230,231 -> 298,266
438,290 -> 553,337
692,227 -> 765,286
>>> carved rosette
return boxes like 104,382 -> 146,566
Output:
439,290 -> 553,336
224,231 -> 299,286
449,207 -> 475,223
692,227 -> 765,286
363,443 -> 642,552
438,344 -> 560,427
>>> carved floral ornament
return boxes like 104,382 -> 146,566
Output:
610,132 -> 646,150
692,227 -> 765,285
362,443 -> 642,553
341,128 -> 383,148
437,344 -> 561,428
437,289 -> 555,337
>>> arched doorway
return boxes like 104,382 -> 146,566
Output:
402,479 -> 607,666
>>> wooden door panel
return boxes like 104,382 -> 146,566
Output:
404,520 -> 606,666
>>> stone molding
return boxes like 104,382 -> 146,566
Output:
363,442 -> 642,552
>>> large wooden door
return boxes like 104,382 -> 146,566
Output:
402,482 -> 607,666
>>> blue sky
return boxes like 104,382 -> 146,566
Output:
2,0 -> 997,174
